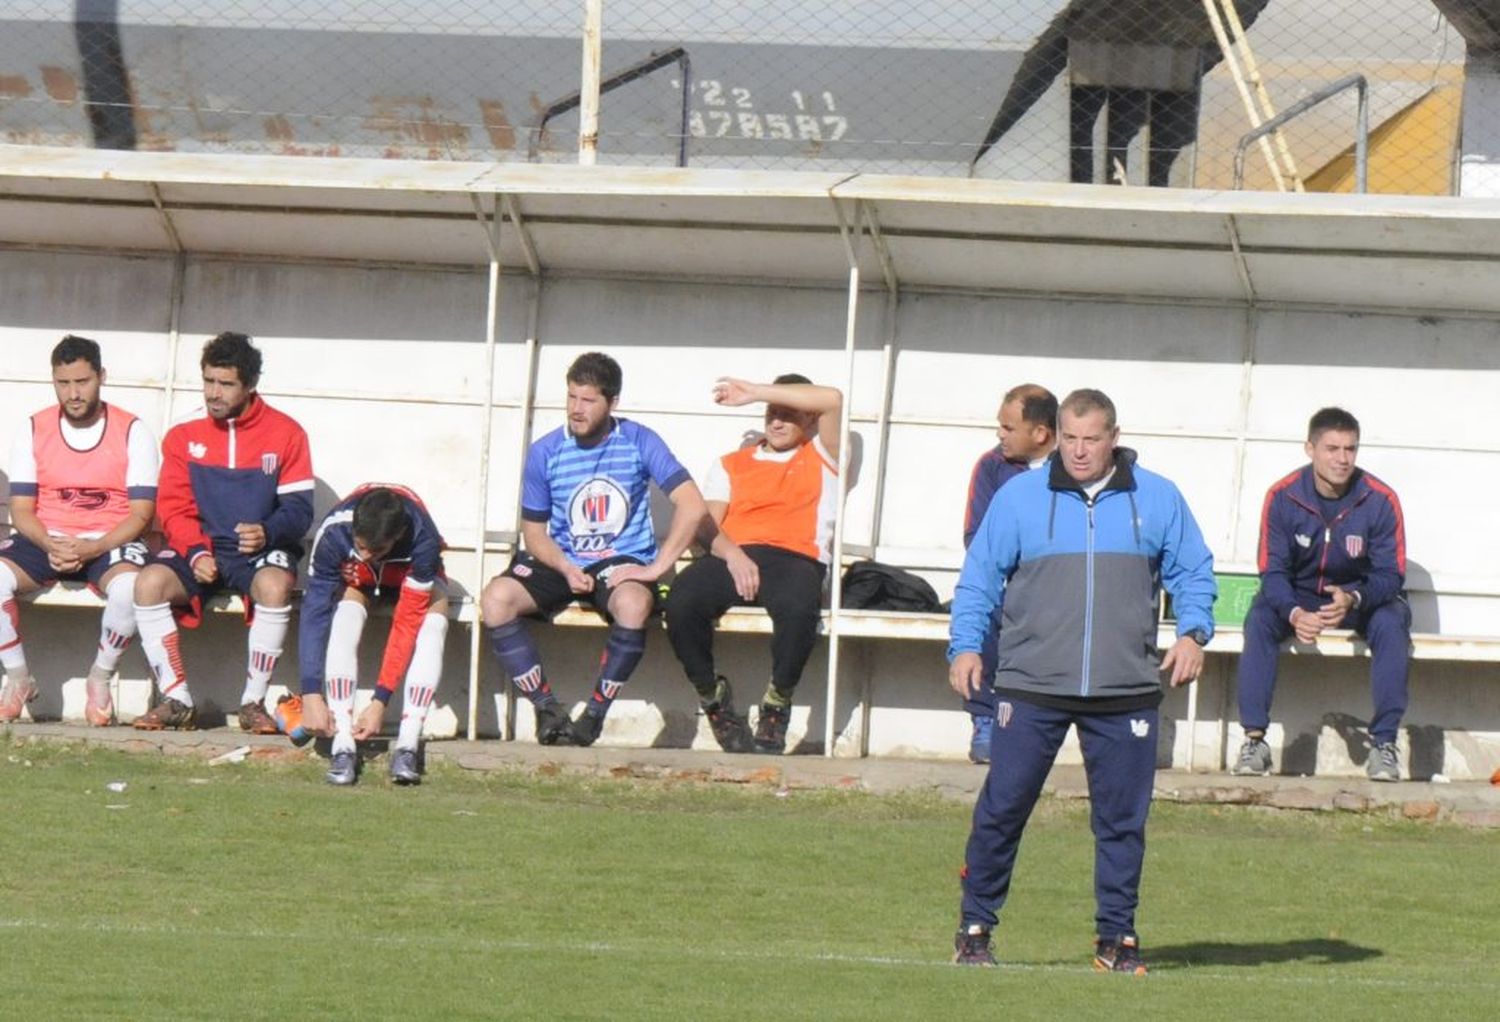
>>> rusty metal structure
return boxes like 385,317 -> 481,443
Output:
0,3 -> 1493,189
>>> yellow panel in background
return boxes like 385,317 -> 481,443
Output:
1306,85 -> 1462,195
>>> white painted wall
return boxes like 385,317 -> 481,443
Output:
3,245 -> 1498,777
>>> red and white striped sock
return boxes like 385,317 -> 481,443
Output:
135,601 -> 192,707
241,603 -> 291,705
396,612 -> 446,751
326,600 -> 366,755
91,572 -> 138,675
0,561 -> 29,677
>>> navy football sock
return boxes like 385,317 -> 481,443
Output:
487,620 -> 555,706
588,625 -> 646,717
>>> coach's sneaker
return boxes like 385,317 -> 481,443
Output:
952,924 -> 997,967
703,677 -> 753,753
237,700 -> 280,735
1093,934 -> 1148,975
969,713 -> 994,765
84,675 -> 115,726
132,697 -> 197,731
389,747 -> 422,785
568,709 -> 605,748
1367,741 -> 1401,782
1230,736 -> 1273,776
534,701 -> 574,746
753,703 -> 790,755
326,750 -> 358,786
0,675 -> 39,723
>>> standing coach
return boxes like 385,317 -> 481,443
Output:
948,388 -> 1216,973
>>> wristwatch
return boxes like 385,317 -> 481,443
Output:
1185,628 -> 1210,647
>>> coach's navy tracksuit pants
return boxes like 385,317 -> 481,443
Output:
1236,596 -> 1410,745
960,696 -> 1158,941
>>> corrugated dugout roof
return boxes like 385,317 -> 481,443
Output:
4,144 -> 1500,313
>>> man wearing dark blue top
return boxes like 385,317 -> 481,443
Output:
953,383 -> 1056,764
1232,407 -> 1409,782
480,352 -> 707,747
297,484 -> 447,786
949,389 -> 1215,974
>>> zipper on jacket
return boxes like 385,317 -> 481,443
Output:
227,418 -> 237,469
1314,505 -> 1358,594
1316,526 -> 1331,592
1081,498 -> 1096,697
1290,486 -> 1366,596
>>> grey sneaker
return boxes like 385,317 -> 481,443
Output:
1231,737 -> 1273,776
389,747 -> 422,785
1367,741 -> 1400,782
326,750 -> 358,786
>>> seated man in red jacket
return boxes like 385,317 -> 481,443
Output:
131,333 -> 314,731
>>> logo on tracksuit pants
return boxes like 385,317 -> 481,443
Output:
1130,718 -> 1151,738
996,702 -> 1013,728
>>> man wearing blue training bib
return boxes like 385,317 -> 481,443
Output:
479,352 -> 707,747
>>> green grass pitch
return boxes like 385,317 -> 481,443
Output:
0,738 -> 1495,1020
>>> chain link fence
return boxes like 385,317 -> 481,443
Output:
0,1 -> 1486,195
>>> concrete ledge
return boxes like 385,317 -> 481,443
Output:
7,722 -> 1499,827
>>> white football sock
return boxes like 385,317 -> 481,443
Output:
135,601 -> 191,706
396,612 -> 446,751
242,603 -> 291,705
92,572 -> 138,675
326,601 -> 366,755
0,561 -> 29,676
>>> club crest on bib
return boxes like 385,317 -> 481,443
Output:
59,487 -> 110,510
568,477 -> 629,557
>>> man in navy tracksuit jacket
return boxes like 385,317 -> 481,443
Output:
1233,407 -> 1409,781
955,383 -> 1057,764
949,389 -> 1216,973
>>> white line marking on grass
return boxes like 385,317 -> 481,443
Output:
0,917 -> 1493,992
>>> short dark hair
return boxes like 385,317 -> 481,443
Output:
201,332 -> 262,389
1003,383 -> 1058,433
51,334 -> 102,373
1058,388 -> 1117,432
1308,407 -> 1360,442
773,373 -> 812,386
352,488 -> 409,549
567,352 -> 622,401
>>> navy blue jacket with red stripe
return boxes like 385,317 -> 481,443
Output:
963,446 -> 1029,549
1256,464 -> 1406,621
298,484 -> 445,702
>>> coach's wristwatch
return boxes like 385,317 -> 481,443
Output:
1185,628 -> 1210,647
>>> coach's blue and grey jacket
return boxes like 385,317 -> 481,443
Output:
948,448 -> 1216,705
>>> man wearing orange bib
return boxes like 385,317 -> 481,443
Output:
0,336 -> 158,725
664,374 -> 842,754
